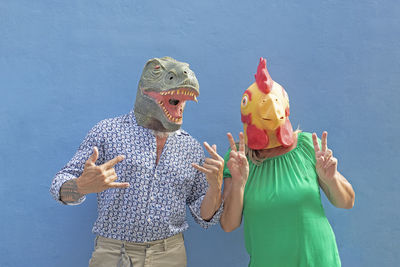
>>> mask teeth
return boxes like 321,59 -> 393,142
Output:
159,88 -> 197,97
158,100 -> 182,123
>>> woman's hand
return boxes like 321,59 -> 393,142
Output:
227,132 -> 249,188
312,131 -> 355,209
219,132 -> 249,232
312,131 -> 338,186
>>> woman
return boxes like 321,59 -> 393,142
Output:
220,58 -> 355,267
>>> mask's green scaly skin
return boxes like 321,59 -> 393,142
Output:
134,57 -> 200,132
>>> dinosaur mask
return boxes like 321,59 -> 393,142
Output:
241,58 -> 294,150
134,57 -> 200,132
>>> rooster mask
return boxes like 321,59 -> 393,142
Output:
241,58 -> 294,150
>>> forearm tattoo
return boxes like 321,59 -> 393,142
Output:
60,179 -> 84,203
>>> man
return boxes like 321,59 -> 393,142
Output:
50,57 -> 224,267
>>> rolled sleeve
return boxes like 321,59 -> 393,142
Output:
188,195 -> 223,228
49,121 -> 104,205
50,173 -> 86,205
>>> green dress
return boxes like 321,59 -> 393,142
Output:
223,132 -> 341,267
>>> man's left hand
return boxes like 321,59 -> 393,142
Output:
192,142 -> 224,191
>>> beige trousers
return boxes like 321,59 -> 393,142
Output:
88,233 -> 187,267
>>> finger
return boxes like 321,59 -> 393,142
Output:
227,159 -> 238,170
107,182 -> 130,189
238,154 -> 248,166
323,158 -> 332,169
87,147 -> 99,165
203,163 -> 220,172
324,158 -> 337,169
228,157 -> 240,169
239,132 -> 245,153
101,155 -> 125,170
203,142 -> 221,159
228,157 -> 238,165
324,153 -> 332,164
104,168 -> 117,177
229,151 -> 240,161
205,158 -> 223,167
315,154 -> 325,165
333,157 -> 338,166
312,133 -> 320,153
105,175 -> 118,184
329,157 -> 338,167
326,149 -> 333,159
229,150 -> 238,158
227,132 -> 237,152
192,163 -> 212,174
321,131 -> 328,152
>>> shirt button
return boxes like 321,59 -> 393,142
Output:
150,196 -> 154,200
147,218 -> 151,223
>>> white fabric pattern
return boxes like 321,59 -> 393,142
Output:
50,111 -> 222,242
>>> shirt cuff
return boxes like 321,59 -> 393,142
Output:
50,174 -> 86,205
189,197 -> 224,229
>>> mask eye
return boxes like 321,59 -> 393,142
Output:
151,64 -> 161,75
241,95 -> 249,107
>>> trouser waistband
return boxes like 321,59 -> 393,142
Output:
96,233 -> 184,252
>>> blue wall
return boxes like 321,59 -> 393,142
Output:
1,0 -> 399,266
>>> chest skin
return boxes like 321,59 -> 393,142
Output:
156,135 -> 168,165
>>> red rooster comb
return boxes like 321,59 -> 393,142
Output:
254,57 -> 273,94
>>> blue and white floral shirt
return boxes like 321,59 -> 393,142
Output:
50,111 -> 222,242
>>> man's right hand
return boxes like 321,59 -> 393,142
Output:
76,147 -> 130,195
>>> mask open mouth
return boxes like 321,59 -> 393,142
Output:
143,88 -> 199,124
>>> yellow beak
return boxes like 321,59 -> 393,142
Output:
257,94 -> 286,130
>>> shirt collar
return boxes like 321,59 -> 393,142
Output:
125,110 -> 183,136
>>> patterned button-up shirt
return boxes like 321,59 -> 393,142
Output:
50,111 -> 222,242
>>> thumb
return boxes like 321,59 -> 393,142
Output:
87,146 -> 99,165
